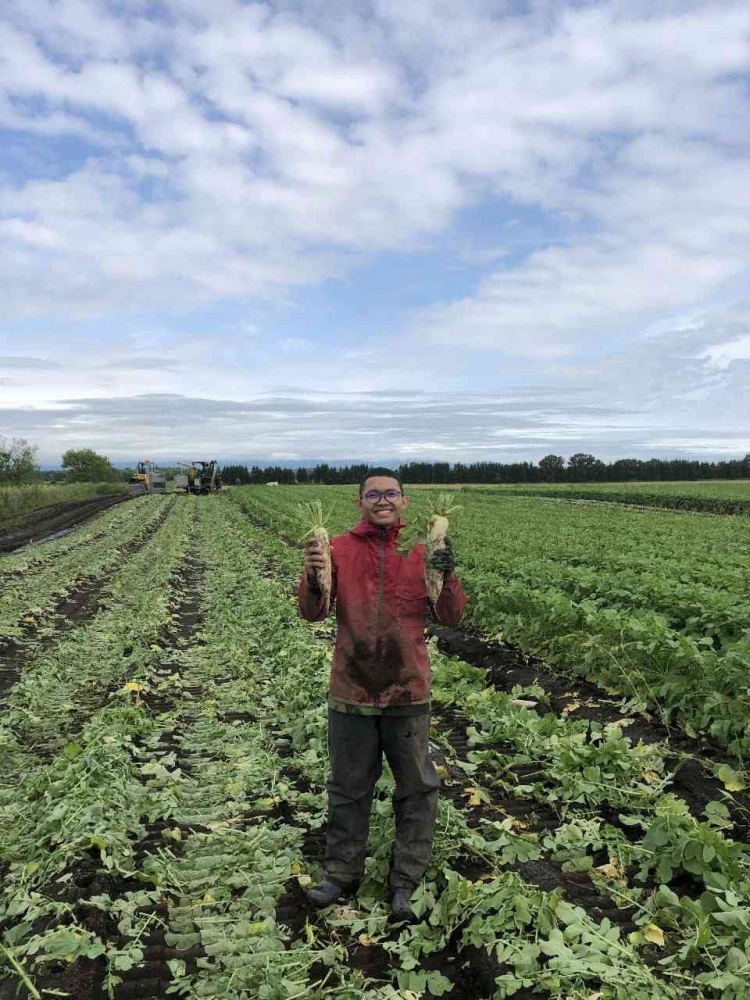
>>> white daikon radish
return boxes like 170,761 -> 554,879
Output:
299,500 -> 332,614
399,492 -> 462,604
423,493 -> 461,603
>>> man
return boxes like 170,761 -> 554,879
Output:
298,469 -> 467,920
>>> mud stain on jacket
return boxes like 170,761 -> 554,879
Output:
298,516 -> 467,710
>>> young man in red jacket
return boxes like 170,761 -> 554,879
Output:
298,469 -> 466,920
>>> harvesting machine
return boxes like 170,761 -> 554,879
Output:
174,461 -> 222,495
128,460 -> 168,495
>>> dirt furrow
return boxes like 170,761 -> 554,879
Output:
0,498 -> 177,709
109,532 -> 207,1000
429,623 -> 750,836
431,709 -> 639,928
0,492 -> 135,553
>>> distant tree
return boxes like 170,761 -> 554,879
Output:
222,464 -> 251,485
312,463 -> 333,484
538,454 -> 565,481
61,448 -> 120,483
609,458 -> 643,481
0,436 -> 39,484
567,453 -> 606,481
296,466 -> 309,484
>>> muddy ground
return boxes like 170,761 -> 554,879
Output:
0,493 -> 135,554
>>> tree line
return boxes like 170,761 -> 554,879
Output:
222,453 -> 750,486
3,437 -> 749,487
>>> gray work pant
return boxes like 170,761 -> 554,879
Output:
325,709 -> 440,892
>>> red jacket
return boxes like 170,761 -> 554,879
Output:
298,517 -> 467,709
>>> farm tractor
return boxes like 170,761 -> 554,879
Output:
128,460 -> 167,495
174,460 -> 223,495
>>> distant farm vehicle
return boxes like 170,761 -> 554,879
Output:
128,460 -> 167,495
175,461 -> 223,495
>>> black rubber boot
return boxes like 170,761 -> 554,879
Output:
391,888 -> 417,922
305,879 -> 353,908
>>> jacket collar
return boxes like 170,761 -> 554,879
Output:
350,516 -> 405,541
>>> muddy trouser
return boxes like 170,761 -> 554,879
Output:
324,708 -> 440,892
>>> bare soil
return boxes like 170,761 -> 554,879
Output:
0,493 -> 134,553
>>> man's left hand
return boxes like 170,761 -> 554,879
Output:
429,537 -> 456,577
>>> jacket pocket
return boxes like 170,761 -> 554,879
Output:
394,578 -> 429,619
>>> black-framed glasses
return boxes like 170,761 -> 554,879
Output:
362,489 -> 403,503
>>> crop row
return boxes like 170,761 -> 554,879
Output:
226,485 -> 750,594
236,483 -> 750,644
0,495 -> 688,999
183,498 -> 692,998
480,488 -> 750,516
0,495 -> 173,646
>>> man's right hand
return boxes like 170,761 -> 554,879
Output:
303,538 -> 327,584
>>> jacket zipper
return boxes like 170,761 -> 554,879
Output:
375,528 -> 387,662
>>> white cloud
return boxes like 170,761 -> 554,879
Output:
646,437 -> 750,453
701,335 -> 750,369
0,0 -> 748,459
2,302 -> 746,464
0,0 -> 744,328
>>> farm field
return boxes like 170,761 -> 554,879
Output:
2,488 -> 750,999
0,485 -> 134,555
412,480 -> 750,499
485,480 -> 750,499
0,484 -> 127,530
461,480 -> 750,516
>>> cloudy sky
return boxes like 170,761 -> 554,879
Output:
1,0 -> 749,466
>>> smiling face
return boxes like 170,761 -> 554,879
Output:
356,474 -> 409,528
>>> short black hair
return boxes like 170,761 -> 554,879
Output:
359,467 -> 403,497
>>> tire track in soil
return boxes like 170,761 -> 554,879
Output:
0,492 -> 135,553
429,624 -> 750,839
2,518 -> 121,581
0,502 -> 155,588
0,498 -> 178,710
